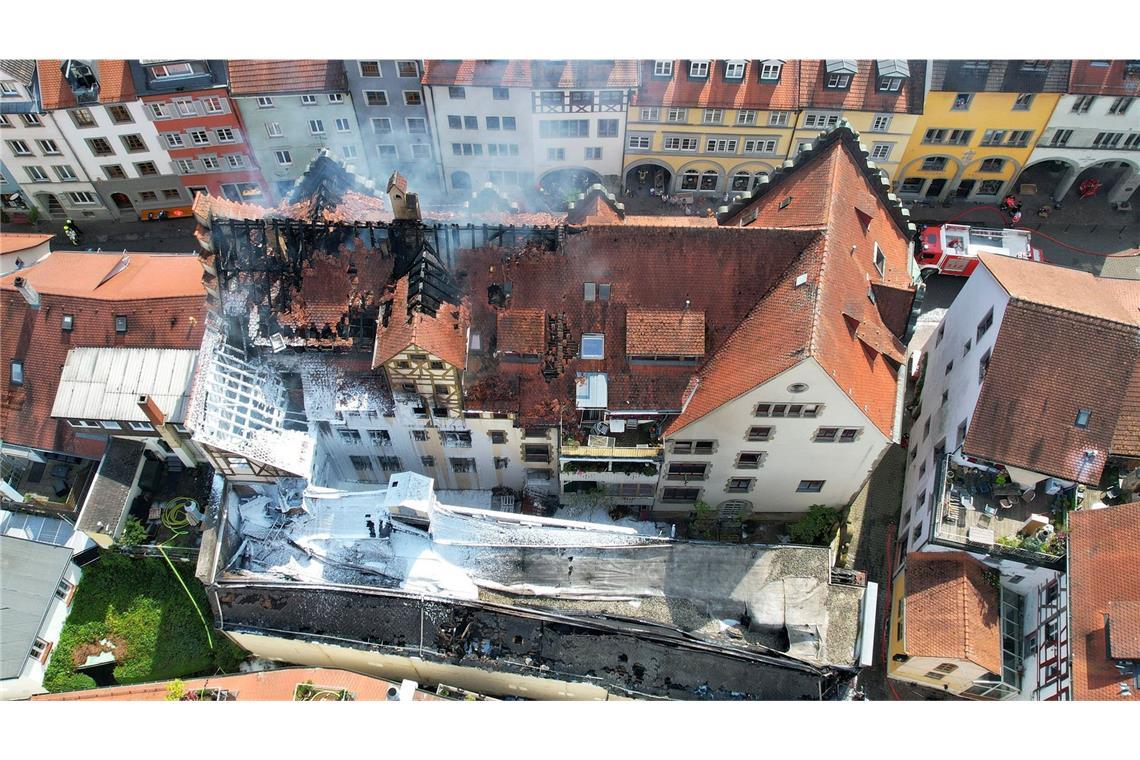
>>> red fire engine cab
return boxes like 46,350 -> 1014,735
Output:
915,223 -> 1044,278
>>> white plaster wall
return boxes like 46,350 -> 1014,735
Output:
54,102 -> 173,181
1030,93 -> 1140,169
1,112 -> 107,216
0,239 -> 51,276
314,402 -> 556,493
662,359 -> 892,516
531,95 -> 628,182
902,265 -> 1010,552
0,558 -> 82,701
424,84 -> 534,192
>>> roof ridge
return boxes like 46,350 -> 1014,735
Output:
1008,295 -> 1140,331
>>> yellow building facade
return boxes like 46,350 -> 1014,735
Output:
623,60 -> 924,197
894,62 -> 1068,202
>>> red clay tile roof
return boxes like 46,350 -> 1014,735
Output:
963,256 -> 1140,482
632,60 -> 924,114
37,59 -> 136,110
1069,502 -> 1140,700
1,253 -> 206,457
422,60 -> 639,89
673,131 -> 915,437
496,308 -> 546,355
1068,60 -> 1140,96
227,59 -> 347,96
0,232 -> 53,255
462,225 -> 818,426
904,551 -> 1003,675
1107,601 -> 1140,660
373,277 -> 470,370
32,667 -> 443,701
626,308 -> 705,356
979,253 -> 1140,328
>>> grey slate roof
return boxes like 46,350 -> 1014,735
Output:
0,60 -> 36,86
0,536 -> 72,679
75,437 -> 144,535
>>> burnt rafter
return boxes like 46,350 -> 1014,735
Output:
404,244 -> 462,319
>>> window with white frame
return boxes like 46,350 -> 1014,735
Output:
653,60 -> 674,77
342,145 -> 358,159
547,147 -> 565,161
371,117 -> 392,133
639,107 -> 659,121
358,61 -> 381,77
148,102 -> 171,119
175,100 -> 196,117
744,137 -> 778,154
769,111 -> 790,126
804,112 -> 840,129
265,121 -> 284,138
663,136 -> 698,151
25,166 -> 49,182
378,144 -> 398,158
448,86 -> 466,99
760,62 -> 782,80
1108,96 -> 1134,115
826,73 -> 851,89
256,96 -> 274,108
628,135 -> 651,149
870,142 -> 893,160
736,109 -> 758,125
215,127 -> 235,143
68,191 -> 98,205
364,90 -> 388,106
666,108 -> 687,122
6,139 -> 31,155
226,154 -> 246,169
175,158 -> 195,173
580,333 -> 604,358
189,129 -> 209,146
397,61 -> 419,78
36,138 -> 61,155
705,138 -> 738,153
324,93 -> 343,104
585,146 -> 602,160
873,243 -> 886,276
300,94 -> 318,105
703,109 -> 724,124
725,61 -> 746,79
54,165 -> 78,181
128,421 -> 155,431
309,119 -> 325,135
164,132 -> 185,147
871,114 -> 892,132
0,81 -> 18,95
334,117 -> 351,133
20,113 -> 42,126
203,96 -> 223,113
274,150 -> 292,166
689,60 -> 710,78
201,156 -> 220,169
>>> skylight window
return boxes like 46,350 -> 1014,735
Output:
1075,409 -> 1091,428
115,315 -> 128,333
62,314 -> 74,331
10,360 -> 23,385
581,333 -> 605,359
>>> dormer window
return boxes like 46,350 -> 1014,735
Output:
689,60 -> 710,78
875,59 -> 909,92
581,333 -> 604,359
653,60 -> 673,77
725,61 -> 746,79
824,60 -> 857,89
760,61 -> 783,81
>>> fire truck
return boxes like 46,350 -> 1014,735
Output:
915,223 -> 1044,278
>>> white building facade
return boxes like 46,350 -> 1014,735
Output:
661,360 -> 895,519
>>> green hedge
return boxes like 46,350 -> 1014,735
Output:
43,552 -> 245,692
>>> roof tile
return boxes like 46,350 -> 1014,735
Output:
227,60 -> 346,96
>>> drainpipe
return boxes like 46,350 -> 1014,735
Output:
424,85 -> 447,193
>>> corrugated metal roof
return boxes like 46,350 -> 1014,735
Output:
50,348 -> 199,423
575,372 -> 608,409
0,536 -> 72,679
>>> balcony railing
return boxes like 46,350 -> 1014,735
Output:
561,444 -> 663,460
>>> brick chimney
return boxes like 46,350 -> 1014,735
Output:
137,394 -> 166,426
13,277 -> 40,308
386,171 -> 420,222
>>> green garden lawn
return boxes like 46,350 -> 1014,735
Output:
44,552 -> 245,692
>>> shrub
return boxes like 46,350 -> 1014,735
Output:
118,518 -> 148,547
788,505 -> 841,545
